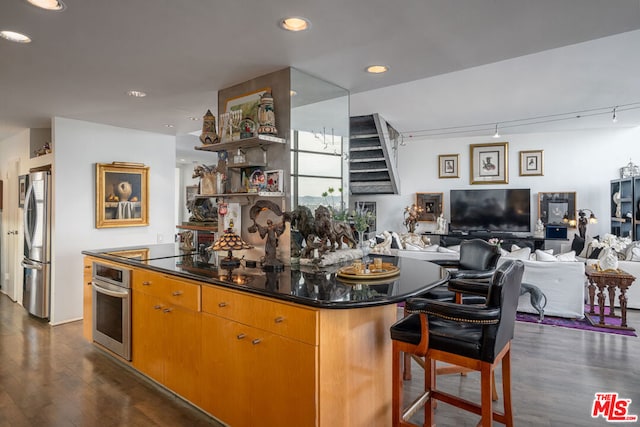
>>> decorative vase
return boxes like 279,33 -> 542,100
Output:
116,181 -> 132,201
357,231 -> 370,257
257,91 -> 278,136
598,247 -> 619,271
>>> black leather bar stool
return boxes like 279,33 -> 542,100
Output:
390,260 -> 524,427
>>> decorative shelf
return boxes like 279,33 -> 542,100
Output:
176,224 -> 218,232
194,135 -> 285,153
227,161 -> 266,169
611,217 -> 627,223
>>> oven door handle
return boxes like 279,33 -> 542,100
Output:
92,282 -> 129,299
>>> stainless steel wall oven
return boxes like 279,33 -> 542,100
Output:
92,262 -> 132,360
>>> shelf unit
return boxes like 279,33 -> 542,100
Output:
194,135 -> 285,153
610,178 -> 635,238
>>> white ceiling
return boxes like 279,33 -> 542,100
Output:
2,0 -> 640,159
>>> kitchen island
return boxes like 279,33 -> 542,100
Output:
83,244 -> 447,427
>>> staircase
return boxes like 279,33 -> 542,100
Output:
349,114 -> 401,195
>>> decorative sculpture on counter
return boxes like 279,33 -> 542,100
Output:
199,109 -> 220,145
288,205 -> 357,258
257,91 -> 278,136
192,158 -> 227,195
248,200 -> 290,271
179,230 -> 195,251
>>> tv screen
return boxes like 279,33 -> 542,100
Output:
450,189 -> 531,233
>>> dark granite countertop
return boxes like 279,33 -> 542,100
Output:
83,244 -> 448,309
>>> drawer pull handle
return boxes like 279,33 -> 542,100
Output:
274,316 -> 285,323
87,282 -> 92,286
252,339 -> 262,345
163,308 -> 173,313
172,291 -> 183,296
153,305 -> 163,310
142,281 -> 151,286
218,302 -> 227,307
237,333 -> 246,340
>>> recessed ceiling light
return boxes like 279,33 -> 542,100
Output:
126,90 -> 146,98
189,116 -> 199,121
280,17 -> 310,32
290,90 -> 297,97
165,124 -> 174,128
366,65 -> 389,74
26,0 -> 66,11
0,30 -> 32,43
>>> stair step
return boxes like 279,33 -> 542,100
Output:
350,146 -> 382,152
350,133 -> 379,139
349,167 -> 389,173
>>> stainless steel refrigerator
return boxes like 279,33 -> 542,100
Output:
22,170 -> 51,319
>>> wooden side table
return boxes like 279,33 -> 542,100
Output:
585,265 -> 635,331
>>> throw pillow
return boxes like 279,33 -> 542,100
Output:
556,250 -> 577,262
629,246 -> 640,261
504,247 -> 531,260
588,247 -> 602,259
625,242 -> 640,260
571,235 -> 585,255
423,244 -> 440,252
437,246 -> 458,253
535,249 -> 557,262
390,232 -> 402,249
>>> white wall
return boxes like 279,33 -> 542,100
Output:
353,126 -> 640,240
52,117 -> 176,324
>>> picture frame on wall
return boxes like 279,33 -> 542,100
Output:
416,192 -> 443,222
470,142 -> 508,184
520,150 -> 544,176
539,191 -> 576,227
95,162 -> 149,228
265,169 -> 283,192
18,174 -> 27,208
223,87 -> 270,140
438,154 -> 459,178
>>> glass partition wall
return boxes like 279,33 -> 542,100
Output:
290,68 -> 349,212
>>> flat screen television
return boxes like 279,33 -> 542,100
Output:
450,189 -> 531,233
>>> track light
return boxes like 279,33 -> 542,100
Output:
493,123 -> 500,138
612,107 -> 618,123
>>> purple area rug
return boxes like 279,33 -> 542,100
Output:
516,304 -> 637,337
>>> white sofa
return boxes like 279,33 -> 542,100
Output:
498,257 -> 586,319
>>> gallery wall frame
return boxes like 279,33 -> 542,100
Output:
470,142 -> 508,184
416,192 -> 443,222
520,150 -> 544,176
538,191 -> 576,227
438,154 -> 459,178
96,162 -> 149,228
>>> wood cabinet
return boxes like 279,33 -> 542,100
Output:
132,269 -> 202,403
82,257 -> 95,342
199,286 -> 317,427
85,258 -> 396,426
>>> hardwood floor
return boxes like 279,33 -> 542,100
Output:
402,307 -> 640,426
1,292 -> 640,426
0,294 -> 224,427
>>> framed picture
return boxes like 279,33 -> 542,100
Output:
416,192 -> 443,222
520,150 -> 544,176
438,154 -> 459,178
470,142 -> 508,184
186,184 -> 199,202
539,192 -> 576,227
18,174 -> 28,208
96,162 -> 149,228
265,169 -> 283,192
241,167 -> 265,192
223,87 -> 270,140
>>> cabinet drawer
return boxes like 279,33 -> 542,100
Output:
134,270 -> 200,311
202,286 -> 317,345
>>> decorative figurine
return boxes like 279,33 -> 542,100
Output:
239,117 -> 257,139
534,218 -> 545,238
199,110 -> 219,145
248,200 -> 290,271
257,91 -> 278,136
435,214 -> 448,235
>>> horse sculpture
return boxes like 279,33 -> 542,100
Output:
289,205 -> 357,258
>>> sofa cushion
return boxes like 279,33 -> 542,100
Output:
535,249 -> 577,262
571,235 -> 585,254
503,246 -> 531,260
